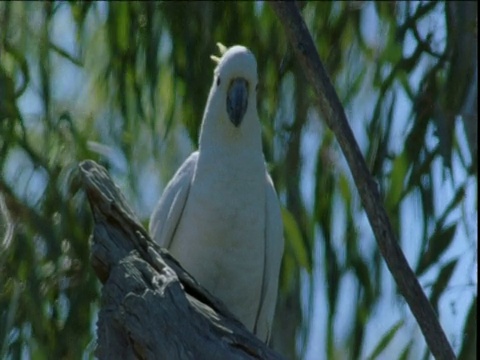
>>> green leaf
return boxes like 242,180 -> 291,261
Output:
281,207 -> 311,272
437,186 -> 466,228
115,3 -> 130,53
352,257 -> 374,306
366,320 -> 404,359
429,259 -> 457,311
458,296 -> 477,360
398,341 -> 413,360
386,153 -> 408,210
338,173 -> 351,204
416,224 -> 457,275
381,40 -> 403,64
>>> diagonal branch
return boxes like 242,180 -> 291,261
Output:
268,2 -> 456,360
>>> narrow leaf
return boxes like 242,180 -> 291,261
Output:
386,153 -> 408,210
429,259 -> 457,311
416,224 -> 457,275
281,208 -> 311,272
367,320 -> 404,360
458,296 -> 477,360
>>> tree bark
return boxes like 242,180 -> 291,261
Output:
79,160 -> 285,360
269,2 -> 456,360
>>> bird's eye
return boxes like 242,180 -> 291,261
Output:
217,77 -> 221,86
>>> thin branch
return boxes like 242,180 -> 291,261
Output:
268,2 -> 456,360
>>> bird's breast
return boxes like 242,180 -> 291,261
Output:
181,153 -> 266,260
169,150 -> 267,330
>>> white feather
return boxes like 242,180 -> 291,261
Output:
149,45 -> 284,342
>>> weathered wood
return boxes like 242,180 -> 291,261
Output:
79,160 -> 285,360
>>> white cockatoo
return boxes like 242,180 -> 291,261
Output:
149,44 -> 284,342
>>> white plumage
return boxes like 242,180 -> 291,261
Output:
149,44 -> 284,342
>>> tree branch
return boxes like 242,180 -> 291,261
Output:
268,2 -> 456,359
79,160 -> 285,360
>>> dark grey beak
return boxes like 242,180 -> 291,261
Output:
226,78 -> 248,127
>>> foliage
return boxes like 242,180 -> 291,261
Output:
0,2 -> 476,359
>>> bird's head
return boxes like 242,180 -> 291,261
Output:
210,44 -> 258,128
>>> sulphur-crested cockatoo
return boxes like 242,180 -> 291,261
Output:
149,44 -> 284,342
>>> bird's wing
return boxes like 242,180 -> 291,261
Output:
149,152 -> 198,249
254,173 -> 284,342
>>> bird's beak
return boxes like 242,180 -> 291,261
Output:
226,78 -> 248,127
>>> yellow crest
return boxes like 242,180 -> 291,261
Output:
210,42 -> 228,64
